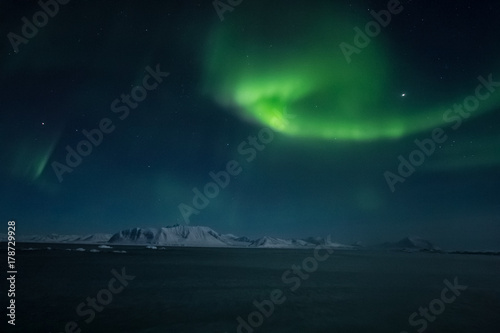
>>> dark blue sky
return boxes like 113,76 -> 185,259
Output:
1,0 -> 499,251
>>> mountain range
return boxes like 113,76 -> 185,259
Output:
0,224 -> 438,251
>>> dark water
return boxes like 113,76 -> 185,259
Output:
3,244 -> 500,332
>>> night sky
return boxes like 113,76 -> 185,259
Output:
1,0 -> 499,250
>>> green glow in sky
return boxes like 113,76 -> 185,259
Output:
11,135 -> 59,182
204,4 -> 500,141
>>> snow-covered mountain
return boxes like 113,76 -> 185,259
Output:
302,236 -> 357,249
75,234 -> 113,243
0,225 -> 354,249
108,227 -> 355,249
248,236 -> 319,248
108,225 -> 229,247
379,236 -> 441,252
218,233 -> 253,247
0,233 -> 112,244
249,236 -> 296,248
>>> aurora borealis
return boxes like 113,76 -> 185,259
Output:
204,1 -> 500,141
1,0 -> 500,250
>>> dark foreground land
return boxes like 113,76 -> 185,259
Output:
2,244 -> 500,333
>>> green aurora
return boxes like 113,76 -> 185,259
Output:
204,3 -> 500,141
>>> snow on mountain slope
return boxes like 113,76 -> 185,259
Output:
108,225 -> 229,247
380,236 -> 441,252
0,225 -> 357,249
249,236 -> 293,248
0,233 -> 112,244
75,234 -> 113,243
302,236 -> 356,249
248,236 -> 316,248
218,233 -> 252,247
